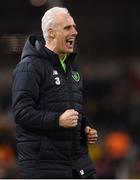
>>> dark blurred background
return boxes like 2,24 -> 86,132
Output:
0,0 -> 140,178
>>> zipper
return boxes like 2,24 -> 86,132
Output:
59,60 -> 79,163
65,73 -> 78,162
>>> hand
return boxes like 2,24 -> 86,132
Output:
85,126 -> 98,144
59,109 -> 79,128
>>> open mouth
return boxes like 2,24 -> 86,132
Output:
66,39 -> 74,48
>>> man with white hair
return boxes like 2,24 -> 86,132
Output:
12,7 -> 98,178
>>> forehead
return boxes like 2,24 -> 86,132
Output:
55,12 -> 76,26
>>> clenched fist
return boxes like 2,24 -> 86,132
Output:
85,126 -> 98,144
59,109 -> 79,128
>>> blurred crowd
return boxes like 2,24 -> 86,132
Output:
83,59 -> 140,178
0,112 -> 18,178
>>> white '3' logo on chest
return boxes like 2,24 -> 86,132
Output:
53,70 -> 61,85
55,77 -> 60,85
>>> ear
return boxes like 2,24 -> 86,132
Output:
48,28 -> 55,39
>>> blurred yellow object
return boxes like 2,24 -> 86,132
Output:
88,144 -> 103,162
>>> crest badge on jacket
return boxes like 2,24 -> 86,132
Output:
72,71 -> 80,82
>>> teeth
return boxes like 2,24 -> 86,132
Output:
66,40 -> 73,45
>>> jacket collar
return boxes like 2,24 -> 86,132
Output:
42,45 -> 77,68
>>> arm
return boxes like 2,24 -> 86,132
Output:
12,60 -> 61,131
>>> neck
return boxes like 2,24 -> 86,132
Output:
59,54 -> 67,60
60,54 -> 67,61
45,43 -> 68,60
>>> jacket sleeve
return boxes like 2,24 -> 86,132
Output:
12,60 -> 61,131
82,114 -> 94,128
80,113 -> 94,143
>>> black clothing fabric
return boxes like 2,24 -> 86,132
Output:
12,35 -> 96,178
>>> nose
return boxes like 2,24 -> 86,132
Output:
72,26 -> 78,36
75,28 -> 78,35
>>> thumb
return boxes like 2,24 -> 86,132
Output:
85,126 -> 91,134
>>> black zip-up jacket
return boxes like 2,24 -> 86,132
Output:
12,35 -> 96,178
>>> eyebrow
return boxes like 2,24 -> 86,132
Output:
64,24 -> 77,29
